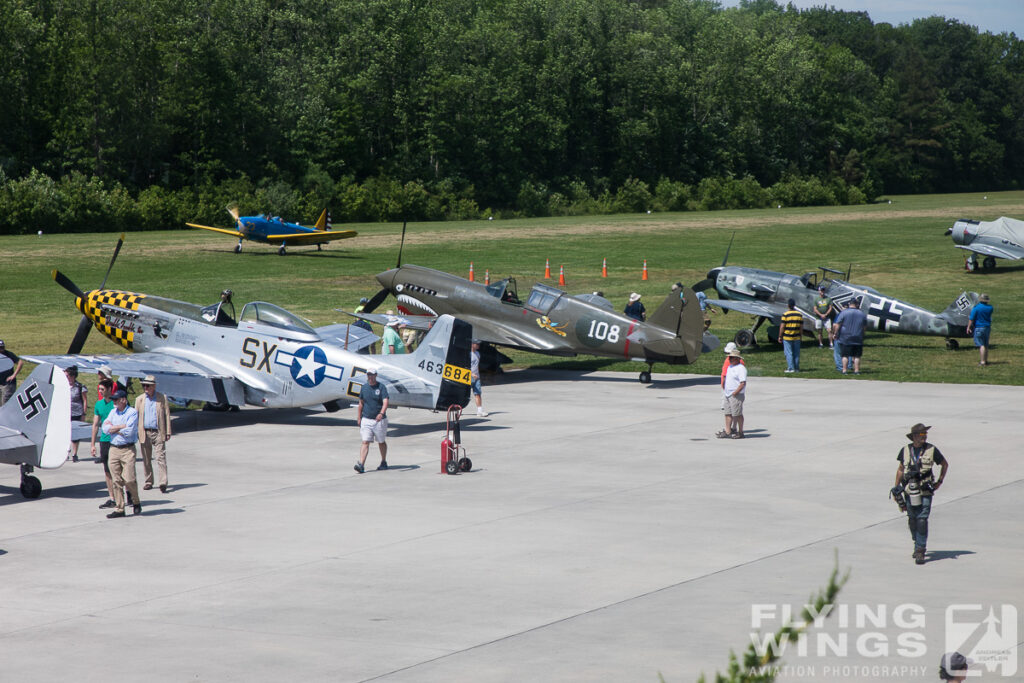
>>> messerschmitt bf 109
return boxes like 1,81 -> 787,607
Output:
24,245 -> 471,415
945,216 -> 1024,271
0,363 -> 71,499
187,205 -> 357,255
694,264 -> 980,350
349,264 -> 719,383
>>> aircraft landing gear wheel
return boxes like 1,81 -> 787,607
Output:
278,246 -> 286,256
983,256 -> 996,270
946,338 -> 959,350
734,329 -> 755,348
458,457 -> 472,472
20,475 -> 41,499
638,370 -> 652,384
234,243 -> 242,254
445,459 -> 459,475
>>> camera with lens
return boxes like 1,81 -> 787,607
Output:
889,484 -> 906,512
902,460 -> 931,507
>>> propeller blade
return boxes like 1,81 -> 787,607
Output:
98,233 -> 125,289
67,316 -> 94,354
395,220 -> 407,268
53,270 -> 86,299
362,288 -> 391,314
692,278 -> 716,292
721,231 -> 735,267
227,204 -> 240,222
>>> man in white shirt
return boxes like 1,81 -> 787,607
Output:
722,349 -> 747,439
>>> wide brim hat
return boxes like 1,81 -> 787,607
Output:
728,349 -> 743,359
629,293 -> 642,303
906,423 -> 931,439
141,375 -> 156,385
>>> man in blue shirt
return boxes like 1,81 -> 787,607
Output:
354,368 -> 389,473
102,390 -> 142,518
831,297 -> 868,375
966,293 -> 993,366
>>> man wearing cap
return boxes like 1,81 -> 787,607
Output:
0,340 -> 24,407
720,349 -> 747,439
101,389 -> 142,518
717,342 -> 745,437
97,365 -> 126,400
813,286 -> 833,347
381,317 -> 406,355
894,423 -> 949,565
831,296 -> 867,374
135,375 -> 171,493
623,293 -> 646,321
966,293 -> 993,366
938,651 -> 969,681
354,368 -> 389,473
778,298 -> 803,373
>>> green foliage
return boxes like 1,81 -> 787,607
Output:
0,0 -> 1021,228
692,558 -> 850,683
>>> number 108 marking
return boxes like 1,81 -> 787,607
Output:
587,320 -> 620,343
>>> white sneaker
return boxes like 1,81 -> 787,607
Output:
477,409 -> 488,417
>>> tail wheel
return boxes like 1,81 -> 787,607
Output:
458,457 -> 472,472
20,475 -> 42,499
734,329 -> 755,348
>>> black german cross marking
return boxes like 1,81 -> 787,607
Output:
868,298 -> 902,331
18,381 -> 47,420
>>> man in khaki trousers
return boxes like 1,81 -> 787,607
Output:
135,375 -> 172,493
101,390 -> 141,518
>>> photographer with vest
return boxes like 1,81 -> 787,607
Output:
894,423 -> 949,565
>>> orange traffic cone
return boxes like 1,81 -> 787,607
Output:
469,262 -> 475,282
641,259 -> 648,281
484,269 -> 490,285
558,264 -> 566,286
602,258 -> 608,278
544,258 -> 551,279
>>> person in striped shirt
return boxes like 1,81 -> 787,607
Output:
778,298 -> 804,373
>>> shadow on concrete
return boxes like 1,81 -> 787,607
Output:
926,549 -> 976,562
135,507 -> 186,517
171,407 -> 354,433
0,480 -> 109,506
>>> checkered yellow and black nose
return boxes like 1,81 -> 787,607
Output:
81,289 -> 146,350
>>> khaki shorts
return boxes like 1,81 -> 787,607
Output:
814,318 -> 832,330
359,417 -> 388,443
724,394 -> 745,416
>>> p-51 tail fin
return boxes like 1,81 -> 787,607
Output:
0,363 -> 71,469
372,315 -> 472,410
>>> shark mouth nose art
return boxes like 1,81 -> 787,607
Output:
397,294 -> 437,316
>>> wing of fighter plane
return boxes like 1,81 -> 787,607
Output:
704,298 -> 788,323
344,309 -> 575,354
954,242 -> 1024,260
0,363 -> 71,498
21,352 -> 250,406
263,230 -> 358,244
185,223 -> 244,238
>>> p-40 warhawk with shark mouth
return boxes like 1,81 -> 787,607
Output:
348,264 -> 718,383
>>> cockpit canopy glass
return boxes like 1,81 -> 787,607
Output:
238,301 -> 316,335
526,284 -> 562,314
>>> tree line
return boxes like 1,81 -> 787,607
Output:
1,0 -> 1021,234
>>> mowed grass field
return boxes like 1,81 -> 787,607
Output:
1,190 -> 1022,389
